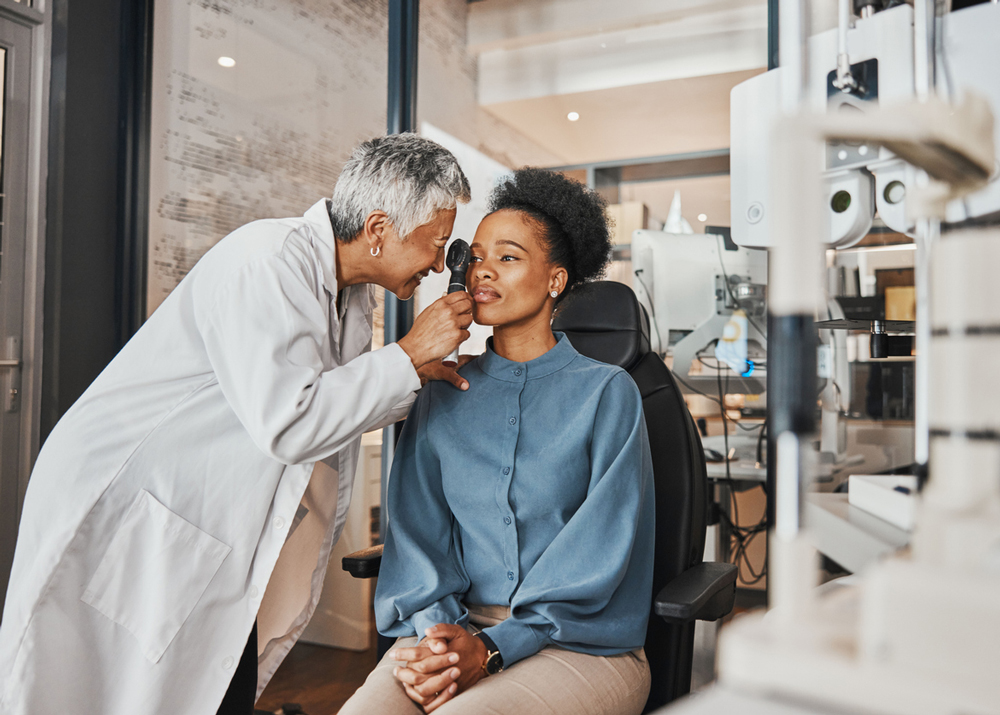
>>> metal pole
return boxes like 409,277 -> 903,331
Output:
381,0 -> 419,541
764,0 -> 790,604
912,0 -> 937,478
913,0 -> 936,102
767,0 -> 820,618
116,0 -> 154,344
912,215 -> 936,476
768,0 -> 780,70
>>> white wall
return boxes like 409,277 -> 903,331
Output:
147,0 -> 560,314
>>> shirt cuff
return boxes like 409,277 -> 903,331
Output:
481,619 -> 549,667
410,604 -> 468,641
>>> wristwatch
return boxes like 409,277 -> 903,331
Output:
473,631 -> 504,675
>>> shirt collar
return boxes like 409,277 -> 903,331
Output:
478,332 -> 579,382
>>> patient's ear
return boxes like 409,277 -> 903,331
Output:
548,266 -> 568,297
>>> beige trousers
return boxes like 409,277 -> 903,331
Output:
338,606 -> 650,715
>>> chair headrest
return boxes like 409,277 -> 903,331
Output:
552,281 -> 652,372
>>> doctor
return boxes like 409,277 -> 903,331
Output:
0,133 -> 474,715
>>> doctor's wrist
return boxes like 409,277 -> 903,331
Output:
396,335 -> 428,371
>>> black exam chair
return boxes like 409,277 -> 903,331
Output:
343,281 -> 737,712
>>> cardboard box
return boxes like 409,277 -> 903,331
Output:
607,202 -> 649,245
884,285 -> 916,321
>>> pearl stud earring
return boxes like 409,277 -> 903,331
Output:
550,291 -> 559,298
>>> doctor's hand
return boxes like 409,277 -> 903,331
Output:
398,293 -> 473,371
389,639 -> 461,712
416,354 -> 477,391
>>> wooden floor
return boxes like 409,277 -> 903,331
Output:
255,631 -> 378,715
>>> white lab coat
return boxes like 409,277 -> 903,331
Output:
0,199 -> 420,714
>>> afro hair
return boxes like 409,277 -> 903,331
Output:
486,168 -> 613,298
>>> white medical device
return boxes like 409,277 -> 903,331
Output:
731,3 -> 1000,249
631,230 -> 767,394
662,3 -> 1000,715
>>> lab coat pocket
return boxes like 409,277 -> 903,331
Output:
81,489 -> 232,664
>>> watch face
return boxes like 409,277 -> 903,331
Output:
485,651 -> 503,675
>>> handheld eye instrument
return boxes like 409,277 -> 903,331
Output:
443,239 -> 471,368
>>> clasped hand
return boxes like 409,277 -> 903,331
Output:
388,624 -> 487,713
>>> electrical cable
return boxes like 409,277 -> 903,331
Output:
674,373 -> 726,405
633,269 -> 665,355
694,354 -> 763,431
714,360 -> 769,586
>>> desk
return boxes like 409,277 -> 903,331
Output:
805,493 -> 910,574
702,434 -> 766,485
705,460 -> 766,483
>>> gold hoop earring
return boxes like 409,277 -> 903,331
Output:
370,246 -> 380,257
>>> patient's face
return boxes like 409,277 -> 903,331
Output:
468,210 -> 564,328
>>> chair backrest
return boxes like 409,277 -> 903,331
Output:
553,280 -> 709,711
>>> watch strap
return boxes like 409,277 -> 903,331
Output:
474,631 -> 503,674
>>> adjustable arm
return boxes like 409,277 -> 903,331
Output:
654,561 -> 738,624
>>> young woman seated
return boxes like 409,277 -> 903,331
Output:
339,168 -> 655,715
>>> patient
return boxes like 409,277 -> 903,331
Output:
339,168 -> 655,715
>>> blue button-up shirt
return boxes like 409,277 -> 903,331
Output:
375,332 -> 655,666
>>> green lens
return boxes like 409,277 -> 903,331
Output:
831,190 -> 852,214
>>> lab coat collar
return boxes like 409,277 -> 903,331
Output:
304,199 -> 339,296
479,331 -> 578,382
303,198 -> 375,351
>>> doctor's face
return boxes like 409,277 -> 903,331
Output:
468,210 -> 566,329
380,208 -> 456,300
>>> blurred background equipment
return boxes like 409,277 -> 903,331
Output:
631,229 -> 767,395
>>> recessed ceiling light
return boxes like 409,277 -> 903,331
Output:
218,56 -> 236,68
567,112 -> 580,122
698,213 -> 708,222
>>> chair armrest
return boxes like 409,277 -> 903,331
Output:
342,544 -> 383,579
654,561 -> 738,624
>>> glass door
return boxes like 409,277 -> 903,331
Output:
0,15 -> 33,613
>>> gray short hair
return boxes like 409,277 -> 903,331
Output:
330,133 -> 471,241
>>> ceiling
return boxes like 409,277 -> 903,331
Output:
467,0 -> 771,229
480,68 -> 765,166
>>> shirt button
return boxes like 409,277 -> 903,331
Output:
273,517 -> 285,530
504,516 -> 512,525
503,467 -> 510,475
222,656 -> 235,670
507,571 -> 515,580
514,369 -> 522,376
509,417 -> 516,425
249,585 -> 260,599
